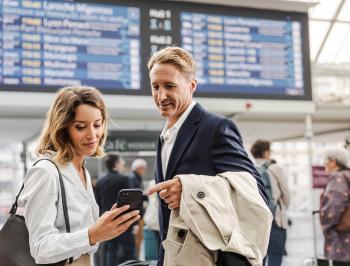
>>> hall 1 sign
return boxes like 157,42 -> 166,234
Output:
312,166 -> 329,189
105,130 -> 159,152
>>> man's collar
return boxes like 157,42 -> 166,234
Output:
160,101 -> 196,138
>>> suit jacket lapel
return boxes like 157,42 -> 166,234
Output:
155,137 -> 163,183
165,104 -> 204,180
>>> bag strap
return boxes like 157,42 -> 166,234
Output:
262,159 -> 275,169
10,158 -> 73,264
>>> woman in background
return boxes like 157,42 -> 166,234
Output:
320,148 -> 350,266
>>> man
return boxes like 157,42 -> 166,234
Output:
251,139 -> 291,266
129,158 -> 148,190
146,47 -> 267,265
95,154 -> 136,266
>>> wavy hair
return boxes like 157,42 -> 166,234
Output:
36,86 -> 108,164
147,46 -> 196,80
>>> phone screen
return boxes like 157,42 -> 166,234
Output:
116,189 -> 143,212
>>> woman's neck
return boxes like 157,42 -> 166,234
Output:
72,156 -> 84,173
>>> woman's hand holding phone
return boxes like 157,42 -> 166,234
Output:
88,204 -> 140,246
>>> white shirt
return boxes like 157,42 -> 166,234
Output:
160,101 -> 196,178
18,159 -> 99,264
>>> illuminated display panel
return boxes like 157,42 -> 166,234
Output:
181,12 -> 304,97
0,0 -> 311,100
0,0 -> 141,92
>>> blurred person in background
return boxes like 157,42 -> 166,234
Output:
320,148 -> 350,266
129,158 -> 149,259
95,153 -> 136,266
251,139 -> 290,266
129,158 -> 148,191
143,180 -> 160,261
19,86 -> 140,265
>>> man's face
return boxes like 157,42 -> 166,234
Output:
149,63 -> 197,127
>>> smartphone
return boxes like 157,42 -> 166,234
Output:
116,189 -> 143,212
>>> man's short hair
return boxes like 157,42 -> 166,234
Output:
105,154 -> 121,171
250,139 -> 271,159
147,46 -> 196,79
131,159 -> 147,171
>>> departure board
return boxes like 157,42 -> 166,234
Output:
181,12 -> 304,96
0,0 -> 141,91
0,0 -> 312,100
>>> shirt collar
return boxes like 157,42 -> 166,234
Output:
160,101 -> 196,139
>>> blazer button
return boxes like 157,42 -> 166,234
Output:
177,229 -> 186,238
197,191 -> 205,199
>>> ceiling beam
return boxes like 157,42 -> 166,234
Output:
314,0 -> 346,63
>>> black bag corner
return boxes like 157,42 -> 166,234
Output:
0,159 -> 70,266
0,214 -> 37,266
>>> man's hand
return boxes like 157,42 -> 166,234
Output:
147,177 -> 182,209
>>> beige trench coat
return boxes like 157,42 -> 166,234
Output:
163,171 -> 273,266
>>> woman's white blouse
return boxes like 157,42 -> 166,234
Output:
18,160 -> 99,264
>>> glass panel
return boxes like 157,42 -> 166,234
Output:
309,0 -> 341,20
318,22 -> 350,63
333,24 -> 350,63
338,0 -> 350,21
309,21 -> 331,61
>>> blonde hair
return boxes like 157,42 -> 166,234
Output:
36,86 -> 108,165
147,47 -> 196,79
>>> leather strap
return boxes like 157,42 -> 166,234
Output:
10,158 -> 73,264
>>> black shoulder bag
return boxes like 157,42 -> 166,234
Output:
0,159 -> 73,265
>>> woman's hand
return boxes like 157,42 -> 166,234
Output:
88,204 -> 140,245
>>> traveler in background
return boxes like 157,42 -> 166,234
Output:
95,154 -> 137,266
143,180 -> 160,261
129,158 -> 148,190
129,158 -> 148,258
320,148 -> 350,266
251,139 -> 290,266
146,46 -> 267,266
19,86 -> 140,265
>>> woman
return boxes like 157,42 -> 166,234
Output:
19,86 -> 140,265
320,148 -> 350,266
250,139 -> 290,266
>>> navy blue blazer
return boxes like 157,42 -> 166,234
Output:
155,103 -> 267,265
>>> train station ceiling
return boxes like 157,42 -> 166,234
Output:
308,0 -> 350,65
0,0 -> 349,145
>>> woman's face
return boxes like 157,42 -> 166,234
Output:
324,157 -> 338,174
67,104 -> 103,158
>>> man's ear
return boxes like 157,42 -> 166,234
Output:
190,79 -> 197,94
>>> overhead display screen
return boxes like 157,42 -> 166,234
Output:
0,0 -> 312,100
0,0 -> 141,91
181,12 -> 304,97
